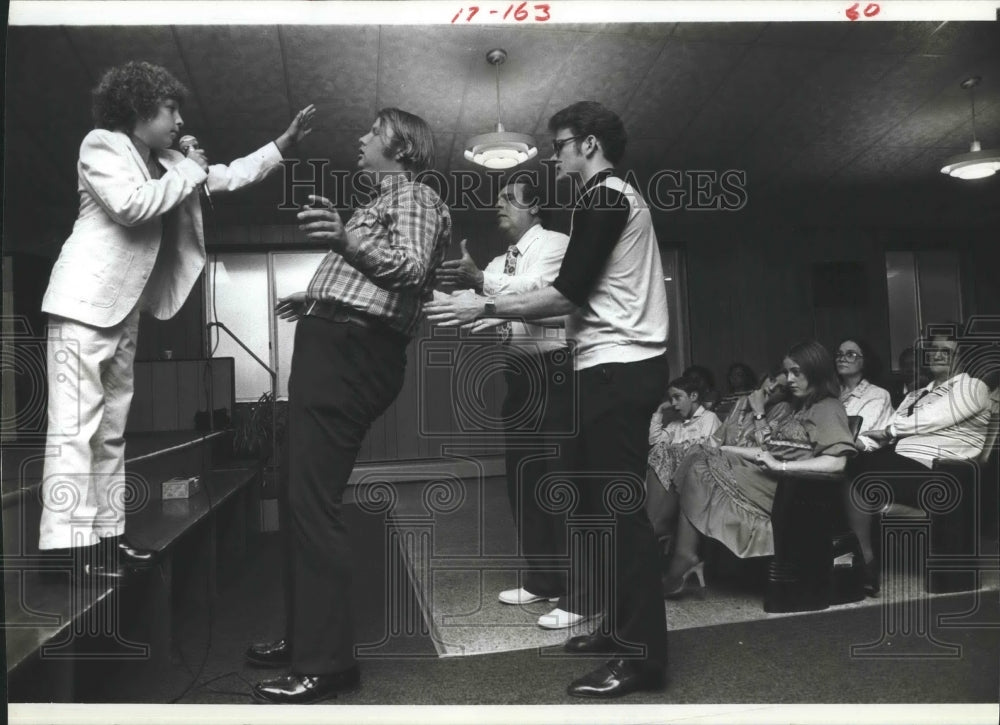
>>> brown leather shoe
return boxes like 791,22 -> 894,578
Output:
245,638 -> 291,668
252,667 -> 360,704
567,658 -> 666,698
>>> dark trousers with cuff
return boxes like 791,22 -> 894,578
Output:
280,315 -> 407,675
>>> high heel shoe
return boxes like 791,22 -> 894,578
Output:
662,560 -> 705,599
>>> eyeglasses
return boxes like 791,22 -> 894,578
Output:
552,135 -> 584,156
835,351 -> 863,361
925,346 -> 955,358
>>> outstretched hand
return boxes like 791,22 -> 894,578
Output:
425,289 -> 486,326
276,104 -> 317,153
436,239 -> 484,292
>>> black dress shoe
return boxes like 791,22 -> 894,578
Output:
102,536 -> 156,566
252,668 -> 361,704
564,632 -> 640,655
567,658 -> 666,699
245,638 -> 292,668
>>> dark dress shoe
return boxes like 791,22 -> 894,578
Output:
252,668 -> 361,704
564,632 -> 640,655
245,638 -> 292,668
567,658 -> 666,699
103,536 -> 156,566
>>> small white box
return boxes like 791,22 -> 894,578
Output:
162,476 -> 201,500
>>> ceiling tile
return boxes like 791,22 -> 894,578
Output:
6,28 -> 92,128
173,26 -> 288,130
671,23 -> 766,44
812,53 -> 994,148
755,22 -> 850,49
912,21 -> 1000,59
840,22 -> 940,55
535,32 -> 667,134
625,40 -> 750,140
380,26 -> 486,132
281,26 -> 380,133
63,26 -> 207,129
677,44 -> 830,155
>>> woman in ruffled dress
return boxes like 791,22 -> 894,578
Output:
661,341 -> 857,597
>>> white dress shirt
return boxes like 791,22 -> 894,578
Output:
481,224 -> 571,354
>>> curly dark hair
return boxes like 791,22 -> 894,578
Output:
548,101 -> 627,165
91,61 -> 188,131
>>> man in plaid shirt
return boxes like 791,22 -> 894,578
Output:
251,108 -> 451,704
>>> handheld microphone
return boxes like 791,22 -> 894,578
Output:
178,135 -> 213,208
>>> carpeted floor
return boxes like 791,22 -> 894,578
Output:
10,484 -> 997,708
98,502 -> 1000,706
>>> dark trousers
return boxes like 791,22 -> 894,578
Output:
560,354 -> 670,666
502,347 -> 574,601
847,447 -> 935,509
280,316 -> 407,675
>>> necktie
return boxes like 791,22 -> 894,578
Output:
497,245 -> 520,345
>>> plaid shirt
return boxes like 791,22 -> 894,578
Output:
306,174 -> 451,336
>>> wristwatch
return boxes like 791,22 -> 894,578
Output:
484,297 -> 497,317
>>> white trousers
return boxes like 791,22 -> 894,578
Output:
38,311 -> 140,550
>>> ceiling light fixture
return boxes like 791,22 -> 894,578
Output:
940,76 -> 1000,180
464,48 -> 538,170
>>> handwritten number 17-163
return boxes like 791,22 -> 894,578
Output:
452,4 -> 552,23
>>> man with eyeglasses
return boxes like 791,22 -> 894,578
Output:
845,327 -> 993,596
427,101 -> 669,698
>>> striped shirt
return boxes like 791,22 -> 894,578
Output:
890,372 -> 992,466
306,174 -> 451,336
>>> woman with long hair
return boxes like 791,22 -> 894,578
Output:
661,341 -> 857,597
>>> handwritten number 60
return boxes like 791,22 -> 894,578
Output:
846,3 -> 880,20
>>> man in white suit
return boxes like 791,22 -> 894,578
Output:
39,60 -> 315,578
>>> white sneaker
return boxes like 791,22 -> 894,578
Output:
537,607 -> 585,629
498,588 -> 560,605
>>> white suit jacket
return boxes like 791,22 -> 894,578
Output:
42,129 -> 283,327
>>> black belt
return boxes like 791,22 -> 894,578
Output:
304,300 -> 406,342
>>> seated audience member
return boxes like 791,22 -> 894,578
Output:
717,362 -> 757,419
846,326 -> 994,595
647,369 -> 793,562
887,346 -> 928,407
835,337 -> 894,451
646,375 -> 722,554
684,365 -> 721,412
661,341 -> 857,598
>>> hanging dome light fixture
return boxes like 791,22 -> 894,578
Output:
940,76 -> 1000,180
464,48 -> 538,170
